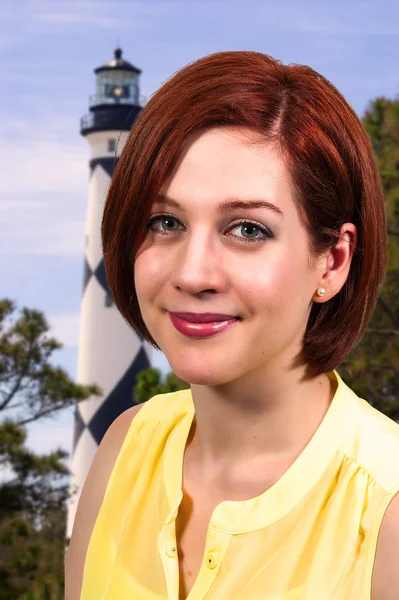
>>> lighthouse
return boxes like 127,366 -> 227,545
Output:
66,49 -> 152,540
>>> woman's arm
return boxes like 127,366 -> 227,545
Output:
64,402 -> 144,600
372,491 -> 399,600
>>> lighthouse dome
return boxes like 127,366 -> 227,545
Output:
94,48 -> 142,75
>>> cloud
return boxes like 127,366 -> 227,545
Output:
0,32 -> 26,48
0,0 -> 130,44
0,141 -> 87,196
1,0 -> 398,52
35,8 -> 126,29
48,313 -> 81,347
26,425 -> 74,459
0,113 -> 88,194
26,423 -> 74,464
0,112 -> 89,257
294,10 -> 399,36
0,209 -> 86,257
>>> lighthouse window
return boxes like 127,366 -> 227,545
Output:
108,139 -> 116,153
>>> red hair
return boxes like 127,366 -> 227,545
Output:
102,51 -> 387,374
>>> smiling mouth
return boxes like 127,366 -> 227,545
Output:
168,312 -> 240,338
168,312 -> 240,323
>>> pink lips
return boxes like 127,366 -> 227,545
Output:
170,312 -> 238,323
168,312 -> 240,338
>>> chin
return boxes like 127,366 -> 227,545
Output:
164,352 -> 241,387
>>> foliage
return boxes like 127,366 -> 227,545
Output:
133,367 -> 189,404
0,299 -> 100,599
1,420 -> 70,522
0,298 -> 100,426
338,97 -> 399,420
0,509 -> 66,600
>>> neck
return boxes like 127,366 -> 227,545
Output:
186,363 -> 336,482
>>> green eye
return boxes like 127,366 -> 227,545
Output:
147,214 -> 274,244
233,223 -> 262,239
148,216 -> 181,232
160,217 -> 179,230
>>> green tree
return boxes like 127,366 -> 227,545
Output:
338,97 -> 399,420
0,298 -> 100,599
133,367 -> 189,404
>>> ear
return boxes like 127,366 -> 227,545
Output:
313,223 -> 358,303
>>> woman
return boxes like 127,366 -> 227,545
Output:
65,51 -> 399,599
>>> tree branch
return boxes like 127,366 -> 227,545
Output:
366,328 -> 399,336
17,404 -> 74,427
377,296 -> 399,329
0,342 -> 35,411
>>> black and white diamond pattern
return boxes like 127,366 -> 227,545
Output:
83,257 -> 113,307
72,345 -> 149,452
90,156 -> 118,178
67,157 -> 152,540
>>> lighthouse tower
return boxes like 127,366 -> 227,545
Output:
66,49 -> 152,540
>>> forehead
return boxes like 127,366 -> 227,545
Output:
160,127 -> 293,211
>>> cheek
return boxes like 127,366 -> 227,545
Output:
236,251 -> 288,291
134,249 -> 169,301
235,249 -> 312,313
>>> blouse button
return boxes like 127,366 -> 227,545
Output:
206,551 -> 219,569
165,543 -> 177,558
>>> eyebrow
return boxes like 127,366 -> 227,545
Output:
155,194 -> 284,217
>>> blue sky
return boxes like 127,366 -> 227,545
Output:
1,0 -> 398,464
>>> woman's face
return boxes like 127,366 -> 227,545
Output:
134,127 -> 326,385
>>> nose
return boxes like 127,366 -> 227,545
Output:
170,229 -> 227,295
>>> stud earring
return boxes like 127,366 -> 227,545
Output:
316,288 -> 326,297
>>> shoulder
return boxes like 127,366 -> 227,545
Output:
341,385 -> 399,492
372,491 -> 399,600
64,402 -> 145,600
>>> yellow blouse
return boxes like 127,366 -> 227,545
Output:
80,370 -> 399,599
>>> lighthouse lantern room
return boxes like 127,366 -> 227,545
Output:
80,48 -> 142,135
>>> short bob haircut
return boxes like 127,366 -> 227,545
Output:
102,50 -> 387,375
